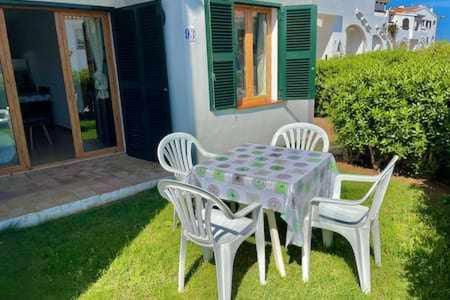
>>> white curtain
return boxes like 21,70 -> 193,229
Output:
85,18 -> 110,100
255,14 -> 267,96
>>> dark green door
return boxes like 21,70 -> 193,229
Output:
113,1 -> 171,161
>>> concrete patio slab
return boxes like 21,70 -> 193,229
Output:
0,154 -> 170,231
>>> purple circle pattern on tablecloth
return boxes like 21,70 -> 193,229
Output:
294,162 -> 308,168
277,173 -> 292,180
232,160 -> 246,165
253,169 -> 271,176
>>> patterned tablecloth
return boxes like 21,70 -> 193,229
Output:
189,143 -> 337,246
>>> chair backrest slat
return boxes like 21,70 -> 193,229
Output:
271,123 -> 330,153
158,133 -> 205,179
158,180 -> 235,246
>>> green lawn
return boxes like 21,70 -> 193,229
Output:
0,174 -> 449,299
80,119 -> 98,141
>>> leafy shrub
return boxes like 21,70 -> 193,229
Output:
316,43 -> 450,177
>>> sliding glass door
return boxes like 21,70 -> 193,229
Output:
0,8 -> 29,173
55,11 -> 123,158
0,8 -> 123,174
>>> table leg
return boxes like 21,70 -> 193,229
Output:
266,209 -> 287,277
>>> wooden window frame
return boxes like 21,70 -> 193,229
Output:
235,5 -> 273,109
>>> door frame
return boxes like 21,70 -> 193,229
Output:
0,5 -> 124,176
55,10 -> 124,158
0,7 -> 30,174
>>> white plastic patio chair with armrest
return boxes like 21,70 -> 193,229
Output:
267,122 -> 330,277
158,133 -> 220,228
301,156 -> 399,294
158,180 -> 266,300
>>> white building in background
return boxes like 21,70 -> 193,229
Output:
388,5 -> 438,50
298,0 -> 391,59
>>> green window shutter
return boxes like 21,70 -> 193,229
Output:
278,5 -> 317,100
205,0 -> 237,111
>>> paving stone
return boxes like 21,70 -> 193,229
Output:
0,154 -> 169,221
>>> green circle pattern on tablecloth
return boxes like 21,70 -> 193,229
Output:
213,170 -> 225,181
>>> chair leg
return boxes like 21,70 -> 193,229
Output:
358,228 -> 372,294
213,245 -> 236,300
349,228 -> 371,294
42,124 -> 53,145
202,247 -> 213,262
172,206 -> 178,230
266,210 -> 286,277
371,219 -> 382,267
255,209 -> 266,285
322,229 -> 333,248
302,216 -> 312,282
178,235 -> 187,292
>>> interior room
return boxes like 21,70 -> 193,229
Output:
4,9 -> 75,166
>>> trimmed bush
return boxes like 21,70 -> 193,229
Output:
316,43 -> 450,177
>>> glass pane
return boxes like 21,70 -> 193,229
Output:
252,12 -> 268,96
64,16 -> 117,152
235,10 -> 246,101
0,64 -> 19,167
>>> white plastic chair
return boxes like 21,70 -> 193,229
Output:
302,156 -> 399,294
271,122 -> 330,152
0,108 -> 10,128
158,180 -> 266,300
158,133 -> 219,228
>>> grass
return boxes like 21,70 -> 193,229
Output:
80,119 -> 98,141
0,173 -> 449,299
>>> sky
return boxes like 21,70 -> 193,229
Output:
387,0 -> 450,40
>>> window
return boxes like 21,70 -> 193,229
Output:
206,1 -> 317,111
235,5 -> 272,108
374,1 -> 385,12
402,18 -> 409,30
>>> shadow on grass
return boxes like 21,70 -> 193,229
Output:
183,214 -> 274,299
286,228 -> 362,288
403,181 -> 450,299
0,189 -> 167,300
231,242 -> 272,299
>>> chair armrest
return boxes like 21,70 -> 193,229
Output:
233,202 -> 262,218
310,197 -> 364,206
200,150 -> 221,159
333,174 -> 379,198
161,164 -> 189,179
336,174 -> 379,183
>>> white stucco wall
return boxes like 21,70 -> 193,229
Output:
159,0 -> 314,153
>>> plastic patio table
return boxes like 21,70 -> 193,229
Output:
189,143 -> 337,277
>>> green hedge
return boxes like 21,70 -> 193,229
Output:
316,43 -> 450,177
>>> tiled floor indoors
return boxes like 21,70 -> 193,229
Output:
0,154 -> 169,229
